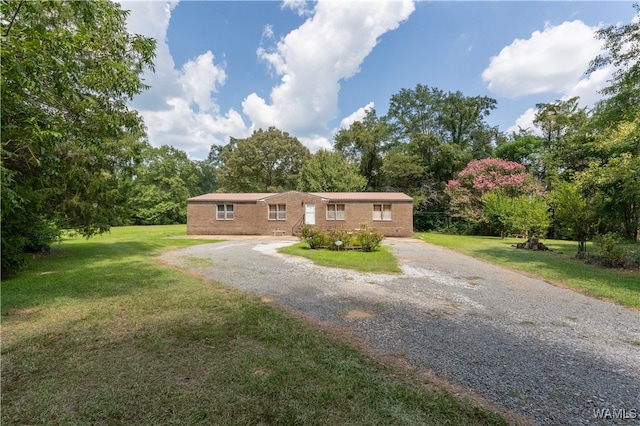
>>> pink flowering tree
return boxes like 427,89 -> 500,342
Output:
445,158 -> 545,228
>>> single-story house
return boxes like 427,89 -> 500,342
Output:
187,191 -> 414,237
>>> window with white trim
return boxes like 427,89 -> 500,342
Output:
326,204 -> 345,220
372,204 -> 392,221
268,204 -> 286,220
217,204 -> 234,220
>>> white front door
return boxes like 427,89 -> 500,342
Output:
305,203 -> 315,225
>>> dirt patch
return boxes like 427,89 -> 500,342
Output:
344,309 -> 374,319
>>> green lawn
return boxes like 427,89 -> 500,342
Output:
1,226 -> 509,425
278,242 -> 401,274
417,233 -> 640,310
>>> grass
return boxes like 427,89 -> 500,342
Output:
1,225 -> 509,425
417,233 -> 640,310
278,242 -> 401,274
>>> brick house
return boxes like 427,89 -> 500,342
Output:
187,191 -> 414,237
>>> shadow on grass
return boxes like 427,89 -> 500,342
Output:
1,241 -> 174,313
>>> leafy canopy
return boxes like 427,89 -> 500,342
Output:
297,150 -> 366,192
217,127 -> 310,192
1,0 -> 156,273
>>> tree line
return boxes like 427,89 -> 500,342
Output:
2,1 -> 638,274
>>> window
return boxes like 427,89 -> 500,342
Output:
372,204 -> 392,221
217,204 -> 234,220
326,204 -> 345,220
268,204 -> 286,220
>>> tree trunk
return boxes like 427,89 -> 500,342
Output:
576,239 -> 587,259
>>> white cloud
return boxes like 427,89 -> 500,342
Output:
243,0 -> 415,146
299,134 -> 333,152
482,20 -> 603,98
120,1 -> 249,159
282,0 -> 312,17
178,51 -> 226,113
340,102 -> 375,129
506,108 -> 540,135
120,0 -> 414,158
562,65 -> 615,107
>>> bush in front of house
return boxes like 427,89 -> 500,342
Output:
325,228 -> 353,251
300,225 -> 328,249
353,223 -> 384,252
299,224 -> 384,252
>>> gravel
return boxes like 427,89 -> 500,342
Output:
159,238 -> 640,425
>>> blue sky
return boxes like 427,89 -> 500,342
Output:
121,1 -> 637,160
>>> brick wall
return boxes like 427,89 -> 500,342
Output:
187,193 -> 414,237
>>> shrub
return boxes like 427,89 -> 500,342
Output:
299,225 -> 327,249
325,228 -> 352,251
354,224 -> 384,252
589,233 -> 640,269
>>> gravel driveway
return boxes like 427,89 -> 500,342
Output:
159,238 -> 640,425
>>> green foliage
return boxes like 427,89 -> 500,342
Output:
297,149 -> 366,192
495,130 -> 544,170
383,84 -> 498,220
380,146 -> 425,192
299,224 -> 383,252
483,191 -> 550,238
574,118 -> 640,241
325,228 -> 353,251
353,224 -> 384,252
1,0 -> 156,274
299,225 -> 327,249
218,127 -> 310,192
334,108 -> 389,190
590,233 -> 640,269
588,4 -> 640,126
128,144 -> 201,224
446,158 -> 543,231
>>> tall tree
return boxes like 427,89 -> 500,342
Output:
532,97 -> 591,184
1,0 -> 155,272
297,150 -> 366,192
128,145 -> 201,225
575,118 -> 640,241
439,91 -> 497,148
588,4 -> 640,126
334,109 -> 389,190
218,127 -> 310,192
385,85 -> 497,184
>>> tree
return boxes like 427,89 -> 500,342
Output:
550,181 -> 593,255
439,91 -> 497,148
128,145 -> 201,225
380,146 -> 425,193
297,150 -> 366,192
194,144 -> 226,195
575,118 -> 640,241
217,127 -> 310,192
495,129 -> 545,172
483,190 -> 550,238
445,158 -> 543,230
588,4 -> 640,127
1,0 -> 156,273
334,108 -> 389,190
385,84 -> 497,199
